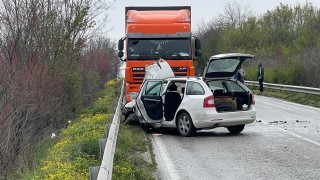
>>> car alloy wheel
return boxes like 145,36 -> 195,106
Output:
177,112 -> 195,137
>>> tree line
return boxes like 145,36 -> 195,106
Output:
0,0 -> 119,178
195,2 -> 320,88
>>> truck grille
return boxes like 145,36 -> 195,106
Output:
171,67 -> 188,76
132,66 -> 188,83
132,67 -> 145,83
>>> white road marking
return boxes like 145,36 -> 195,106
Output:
260,121 -> 320,147
151,134 -> 181,180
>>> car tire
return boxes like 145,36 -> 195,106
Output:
215,102 -> 235,112
177,112 -> 196,137
125,113 -> 139,125
227,125 -> 245,134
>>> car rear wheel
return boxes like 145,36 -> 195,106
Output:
177,112 -> 195,137
227,125 -> 245,134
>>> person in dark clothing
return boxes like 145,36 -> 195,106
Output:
257,63 -> 264,94
235,70 -> 241,82
168,83 -> 177,91
239,68 -> 245,83
235,67 -> 245,83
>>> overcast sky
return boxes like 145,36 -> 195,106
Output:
104,0 -> 320,41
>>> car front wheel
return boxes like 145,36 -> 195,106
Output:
227,125 -> 245,134
177,112 -> 195,137
125,112 -> 139,125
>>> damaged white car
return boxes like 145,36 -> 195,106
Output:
125,53 -> 256,136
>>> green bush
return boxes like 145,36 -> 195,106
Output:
244,60 -> 302,85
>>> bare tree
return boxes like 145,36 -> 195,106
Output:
0,0 -> 117,177
297,47 -> 320,87
219,1 -> 253,28
80,37 -> 119,106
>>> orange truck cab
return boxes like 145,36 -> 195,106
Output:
118,6 -> 201,103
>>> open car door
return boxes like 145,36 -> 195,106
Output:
136,79 -> 164,123
128,59 -> 173,123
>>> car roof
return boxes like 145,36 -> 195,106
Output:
163,76 -> 202,81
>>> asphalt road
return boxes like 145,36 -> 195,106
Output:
150,95 -> 320,180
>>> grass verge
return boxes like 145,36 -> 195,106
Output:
112,117 -> 156,179
18,79 -> 156,180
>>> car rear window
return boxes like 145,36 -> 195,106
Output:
186,81 -> 205,95
207,58 -> 239,73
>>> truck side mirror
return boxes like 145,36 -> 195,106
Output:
195,38 -> 201,50
195,50 -> 202,57
118,51 -> 124,58
118,38 -> 124,51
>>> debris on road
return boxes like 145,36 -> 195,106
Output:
268,121 -> 287,124
295,120 -> 309,123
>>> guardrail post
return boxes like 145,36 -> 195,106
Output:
106,115 -> 114,136
89,166 -> 100,180
99,139 -> 107,159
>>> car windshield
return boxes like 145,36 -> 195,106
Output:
206,58 -> 240,73
127,38 -> 191,60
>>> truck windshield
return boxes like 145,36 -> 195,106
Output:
127,38 -> 191,60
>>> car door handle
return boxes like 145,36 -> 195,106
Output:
144,98 -> 160,102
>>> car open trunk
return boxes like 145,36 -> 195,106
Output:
213,89 -> 253,112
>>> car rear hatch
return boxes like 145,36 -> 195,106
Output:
203,53 -> 254,80
203,53 -> 255,113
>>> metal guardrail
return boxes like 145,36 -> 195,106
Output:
93,80 -> 124,180
245,81 -> 320,95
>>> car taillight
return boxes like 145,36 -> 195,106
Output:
252,94 -> 255,105
203,95 -> 215,108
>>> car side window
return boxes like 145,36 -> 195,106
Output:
186,81 -> 205,95
142,81 -> 162,96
